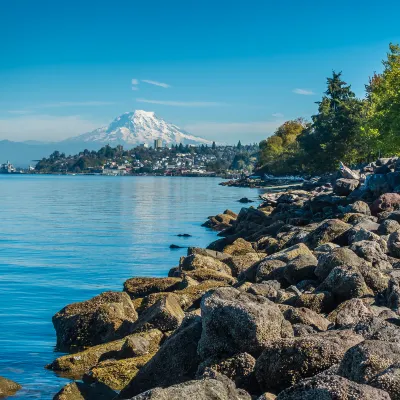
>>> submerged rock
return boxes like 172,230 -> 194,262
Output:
0,376 -> 21,398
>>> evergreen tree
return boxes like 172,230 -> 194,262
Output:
299,71 -> 364,172
237,140 -> 242,150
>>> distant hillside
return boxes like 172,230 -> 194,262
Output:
0,140 -> 104,168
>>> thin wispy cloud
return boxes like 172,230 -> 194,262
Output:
293,88 -> 315,95
136,98 -> 227,107
141,80 -> 170,88
272,113 -> 284,118
132,78 -> 139,90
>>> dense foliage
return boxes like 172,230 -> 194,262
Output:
258,44 -> 400,175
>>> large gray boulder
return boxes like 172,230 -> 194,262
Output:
317,264 -> 373,303
379,219 -> 400,235
305,219 -> 351,249
198,287 -> 293,360
346,200 -> 372,216
282,306 -> 331,331
369,363 -> 400,400
387,276 -> 400,311
334,178 -> 359,196
315,247 -> 363,281
371,193 -> 400,215
283,253 -> 318,285
242,244 -> 314,283
119,315 -> 203,398
196,352 -> 257,394
350,240 -> 390,267
52,291 -> 138,349
255,260 -> 287,284
388,231 -> 400,258
276,374 -> 390,400
255,330 -> 363,392
352,316 -> 400,342
126,377 -> 252,400
348,228 -> 388,253
339,340 -> 400,384
132,293 -> 185,332
327,298 -> 374,328
286,291 -> 335,314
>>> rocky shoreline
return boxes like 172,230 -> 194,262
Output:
9,157 -> 400,399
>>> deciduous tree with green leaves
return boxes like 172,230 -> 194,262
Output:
363,43 -> 400,157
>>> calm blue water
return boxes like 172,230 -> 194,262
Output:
0,175 -> 260,399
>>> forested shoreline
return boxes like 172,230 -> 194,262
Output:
257,44 -> 400,176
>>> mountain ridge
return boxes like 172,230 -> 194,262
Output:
64,110 -> 212,147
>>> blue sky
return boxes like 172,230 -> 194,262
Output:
1,0 -> 399,143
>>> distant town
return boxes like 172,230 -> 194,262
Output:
1,141 -> 259,177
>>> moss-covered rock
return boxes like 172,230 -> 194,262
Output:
180,254 -> 233,276
132,293 -> 185,332
47,329 -> 163,378
185,269 -> 236,285
223,238 -> 255,256
0,376 -> 21,398
53,382 -> 116,400
123,277 -> 182,299
52,291 -> 138,350
83,353 -> 155,390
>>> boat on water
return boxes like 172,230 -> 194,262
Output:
0,161 -> 23,174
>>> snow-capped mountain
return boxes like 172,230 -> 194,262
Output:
65,110 -> 212,147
